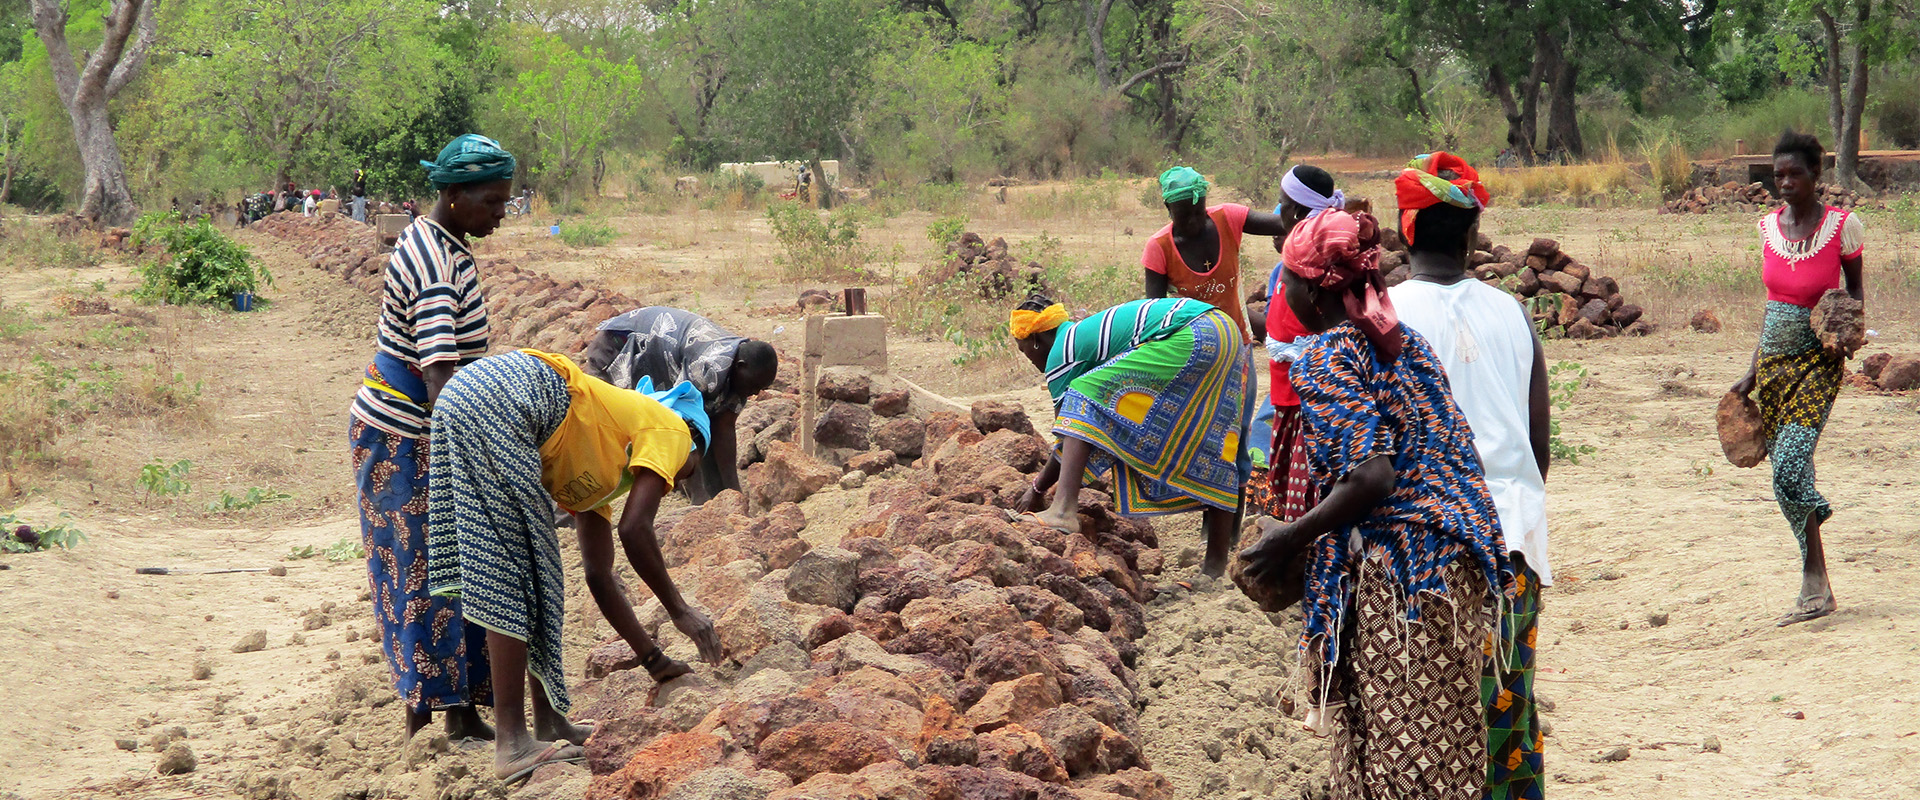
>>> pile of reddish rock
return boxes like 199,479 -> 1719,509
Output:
575,401 -> 1172,800
1660,181 -> 1863,214
1378,232 -> 1651,339
251,211 -> 636,355
1856,353 -> 1920,391
926,232 -> 1050,299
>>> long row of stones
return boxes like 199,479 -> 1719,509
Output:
1661,180 -> 1864,214
575,407 -> 1176,800
254,209 -> 1177,799
249,211 -> 628,356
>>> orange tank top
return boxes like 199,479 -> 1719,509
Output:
1154,206 -> 1249,336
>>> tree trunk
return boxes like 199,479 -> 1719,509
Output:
29,0 -> 156,228
1545,57 -> 1583,160
1082,0 -> 1115,88
1839,1 -> 1871,189
809,155 -> 833,210
1817,8 -> 1846,163
70,100 -> 137,226
1486,64 -> 1534,163
1521,36 -> 1549,164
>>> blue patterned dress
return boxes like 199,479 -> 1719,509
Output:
1290,322 -> 1515,799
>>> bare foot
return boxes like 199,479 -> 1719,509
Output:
1030,507 -> 1080,534
1776,593 -> 1836,626
444,705 -> 495,741
495,738 -> 583,783
1200,554 -> 1228,579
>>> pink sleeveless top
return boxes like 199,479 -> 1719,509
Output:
1759,206 -> 1864,309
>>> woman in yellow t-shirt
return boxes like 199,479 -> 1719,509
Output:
424,348 -> 723,783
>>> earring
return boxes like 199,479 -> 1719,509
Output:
451,202 -> 457,211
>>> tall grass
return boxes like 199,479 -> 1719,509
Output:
1481,159 -> 1642,206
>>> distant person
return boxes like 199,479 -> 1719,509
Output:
352,168 -> 368,223
1729,131 -> 1865,626
1007,294 -> 1252,577
427,348 -> 723,782
349,133 -> 517,745
1239,209 -> 1512,800
582,307 -> 779,504
302,190 -> 317,217
170,197 -> 180,218
1388,151 -> 1551,800
1245,164 -> 1344,527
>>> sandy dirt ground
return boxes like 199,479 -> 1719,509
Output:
3,182 -> 1918,799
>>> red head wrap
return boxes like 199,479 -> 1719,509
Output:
1282,210 -> 1401,362
1394,151 -> 1490,246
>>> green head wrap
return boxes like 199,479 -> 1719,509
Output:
1159,166 -> 1209,205
420,134 -> 516,188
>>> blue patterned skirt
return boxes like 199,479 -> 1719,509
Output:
1053,308 -> 1252,514
425,352 -> 575,712
350,418 -> 491,713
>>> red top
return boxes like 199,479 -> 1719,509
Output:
1264,263 -> 1311,407
1760,206 -> 1864,309
1142,204 -> 1253,336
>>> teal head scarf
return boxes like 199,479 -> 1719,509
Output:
635,376 -> 713,453
420,134 -> 516,187
1159,166 -> 1210,205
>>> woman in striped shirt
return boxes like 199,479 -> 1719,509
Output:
349,134 -> 516,741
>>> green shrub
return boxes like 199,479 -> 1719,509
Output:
767,201 -> 871,280
1871,66 -> 1920,149
131,214 -> 270,306
925,216 -> 968,247
1,510 -> 86,553
558,218 -> 618,248
138,458 -> 193,499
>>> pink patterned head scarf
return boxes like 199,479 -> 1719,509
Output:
1282,210 -> 1401,362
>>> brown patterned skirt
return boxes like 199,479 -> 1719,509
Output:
1302,555 -> 1493,800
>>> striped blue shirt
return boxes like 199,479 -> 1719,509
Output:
349,218 -> 490,438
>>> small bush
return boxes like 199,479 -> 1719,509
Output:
1547,361 -> 1596,463
558,218 -> 618,248
767,201 -> 871,281
0,217 -> 98,272
925,216 -> 968,247
0,302 -> 39,341
139,458 -> 194,499
1,510 -> 86,553
206,486 -> 290,512
131,214 -> 270,306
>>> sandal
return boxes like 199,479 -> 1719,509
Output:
499,740 -> 584,785
1016,512 -> 1080,534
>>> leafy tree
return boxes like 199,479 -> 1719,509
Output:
1176,0 -> 1386,197
161,0 -> 447,187
706,0 -> 889,167
851,23 -> 1008,183
28,0 -> 156,225
492,31 -> 643,200
1775,0 -> 1917,187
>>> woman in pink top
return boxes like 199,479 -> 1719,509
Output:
1729,131 -> 1865,626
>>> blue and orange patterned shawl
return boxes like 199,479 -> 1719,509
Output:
1291,322 -> 1514,667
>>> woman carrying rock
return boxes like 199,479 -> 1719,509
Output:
349,134 -> 516,742
1008,294 -> 1253,577
1238,209 -> 1512,800
426,349 -> 725,782
1729,131 -> 1865,626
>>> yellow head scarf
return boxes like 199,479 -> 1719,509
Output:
1009,303 -> 1069,340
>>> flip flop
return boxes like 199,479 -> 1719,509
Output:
500,739 -> 585,786
1015,512 -> 1079,534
